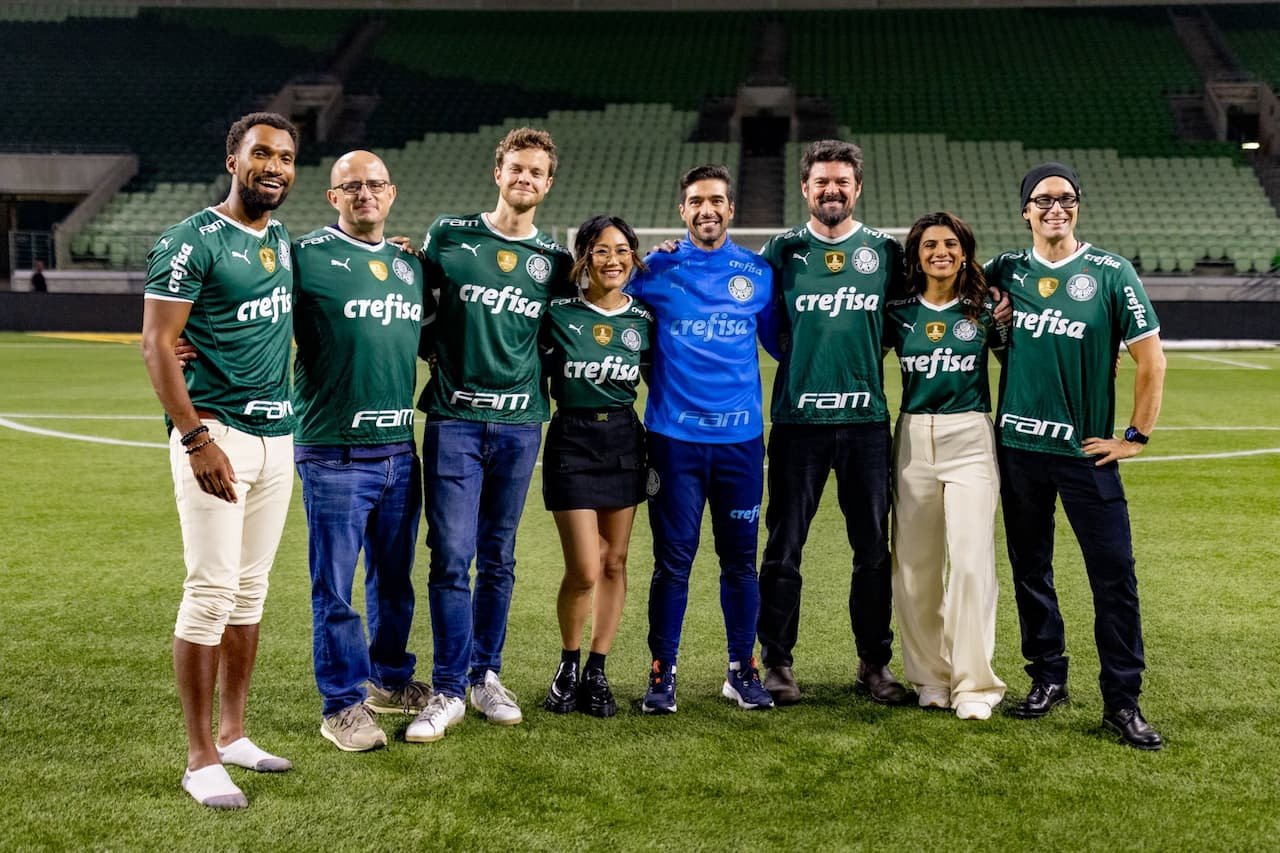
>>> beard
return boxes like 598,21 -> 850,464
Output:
810,193 -> 852,228
238,181 -> 289,216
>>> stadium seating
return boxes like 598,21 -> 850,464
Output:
1213,4 -> 1280,87
75,103 -> 735,267
787,132 -> 1280,273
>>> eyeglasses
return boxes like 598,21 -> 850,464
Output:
331,180 -> 390,196
1028,194 -> 1079,210
590,247 -> 633,260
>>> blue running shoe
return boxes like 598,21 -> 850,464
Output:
642,660 -> 677,714
722,657 -> 775,710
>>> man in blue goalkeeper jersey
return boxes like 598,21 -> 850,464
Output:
628,164 -> 777,714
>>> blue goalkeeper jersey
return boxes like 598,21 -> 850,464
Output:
628,236 -> 774,444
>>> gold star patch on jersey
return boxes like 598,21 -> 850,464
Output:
825,251 -> 845,273
497,250 -> 517,272
1038,277 -> 1059,298
925,321 -> 946,342
593,324 -> 613,346
259,247 -> 276,273
368,260 -> 388,281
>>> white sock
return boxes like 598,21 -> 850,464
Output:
217,737 -> 293,772
182,764 -> 247,810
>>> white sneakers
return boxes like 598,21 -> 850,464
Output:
403,671 -> 524,743
469,670 -> 523,725
917,685 -> 950,709
954,701 -> 993,721
406,693 -> 466,743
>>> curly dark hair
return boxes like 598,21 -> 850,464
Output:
225,112 -> 298,157
570,214 -> 648,285
901,211 -> 988,321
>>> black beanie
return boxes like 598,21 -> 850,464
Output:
1020,162 -> 1082,210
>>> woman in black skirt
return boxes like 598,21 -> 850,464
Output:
541,215 -> 654,717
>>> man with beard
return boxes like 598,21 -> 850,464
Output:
404,128 -> 574,743
755,139 -> 909,706
631,164 -> 777,714
141,112 -> 299,809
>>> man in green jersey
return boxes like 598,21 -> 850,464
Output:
141,113 -> 298,809
291,151 -> 430,752
988,162 -> 1167,750
405,128 -> 574,743
756,140 -> 909,705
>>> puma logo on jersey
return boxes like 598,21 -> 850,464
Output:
669,283 -> 688,295
1011,272 -> 1027,287
159,237 -> 173,250
331,257 -> 351,271
230,250 -> 251,265
460,243 -> 480,257
568,323 -> 584,336
902,322 -> 917,334
792,252 -> 810,266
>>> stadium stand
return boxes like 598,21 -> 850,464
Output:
4,6 -> 1273,276
1213,3 -> 1280,88
787,132 -> 1279,273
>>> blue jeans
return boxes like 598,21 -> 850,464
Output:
297,452 -> 421,717
422,419 -> 542,698
646,432 -> 765,665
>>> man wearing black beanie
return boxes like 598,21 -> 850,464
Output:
986,162 -> 1167,750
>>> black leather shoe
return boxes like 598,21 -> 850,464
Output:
543,661 -> 578,714
763,665 -> 802,705
1011,682 -> 1068,718
576,667 -> 617,718
1102,707 -> 1163,751
855,661 -> 910,705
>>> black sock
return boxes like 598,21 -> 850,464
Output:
585,651 -> 606,674
561,648 -> 580,668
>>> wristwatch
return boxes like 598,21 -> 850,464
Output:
1123,426 -> 1149,445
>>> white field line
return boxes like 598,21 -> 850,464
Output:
1185,354 -> 1270,370
0,413 -> 155,420
0,416 -> 166,449
1124,448 -> 1280,463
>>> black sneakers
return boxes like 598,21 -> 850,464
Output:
543,660 -> 578,714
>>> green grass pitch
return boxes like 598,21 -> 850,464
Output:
1,332 -> 1278,850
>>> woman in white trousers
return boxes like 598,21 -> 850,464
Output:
884,211 -> 1006,721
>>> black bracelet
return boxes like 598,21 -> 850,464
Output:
179,424 -> 209,446
185,437 -> 216,455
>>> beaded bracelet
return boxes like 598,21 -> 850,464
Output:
179,424 -> 209,446
185,437 -> 216,455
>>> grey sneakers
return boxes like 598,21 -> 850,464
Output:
320,702 -> 388,752
365,679 -> 433,714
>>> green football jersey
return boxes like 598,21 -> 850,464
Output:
418,213 -> 573,423
543,294 -> 652,411
143,207 -> 295,436
884,296 -> 998,415
760,223 -> 903,424
986,243 -> 1160,457
292,226 -> 424,446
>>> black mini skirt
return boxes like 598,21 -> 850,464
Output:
543,406 -> 646,511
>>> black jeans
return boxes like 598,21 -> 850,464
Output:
758,422 -> 894,669
998,444 -> 1146,710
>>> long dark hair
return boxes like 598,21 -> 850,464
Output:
901,211 -> 988,321
570,214 -> 648,285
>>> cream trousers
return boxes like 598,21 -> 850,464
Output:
169,420 -> 293,646
891,410 -> 1006,707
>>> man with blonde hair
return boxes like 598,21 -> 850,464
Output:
406,128 -> 574,743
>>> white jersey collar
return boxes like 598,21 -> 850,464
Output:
324,225 -> 386,252
575,292 -> 633,317
206,206 -> 271,239
918,295 -> 960,312
1032,241 -> 1090,269
481,211 -> 537,242
807,221 -> 863,245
